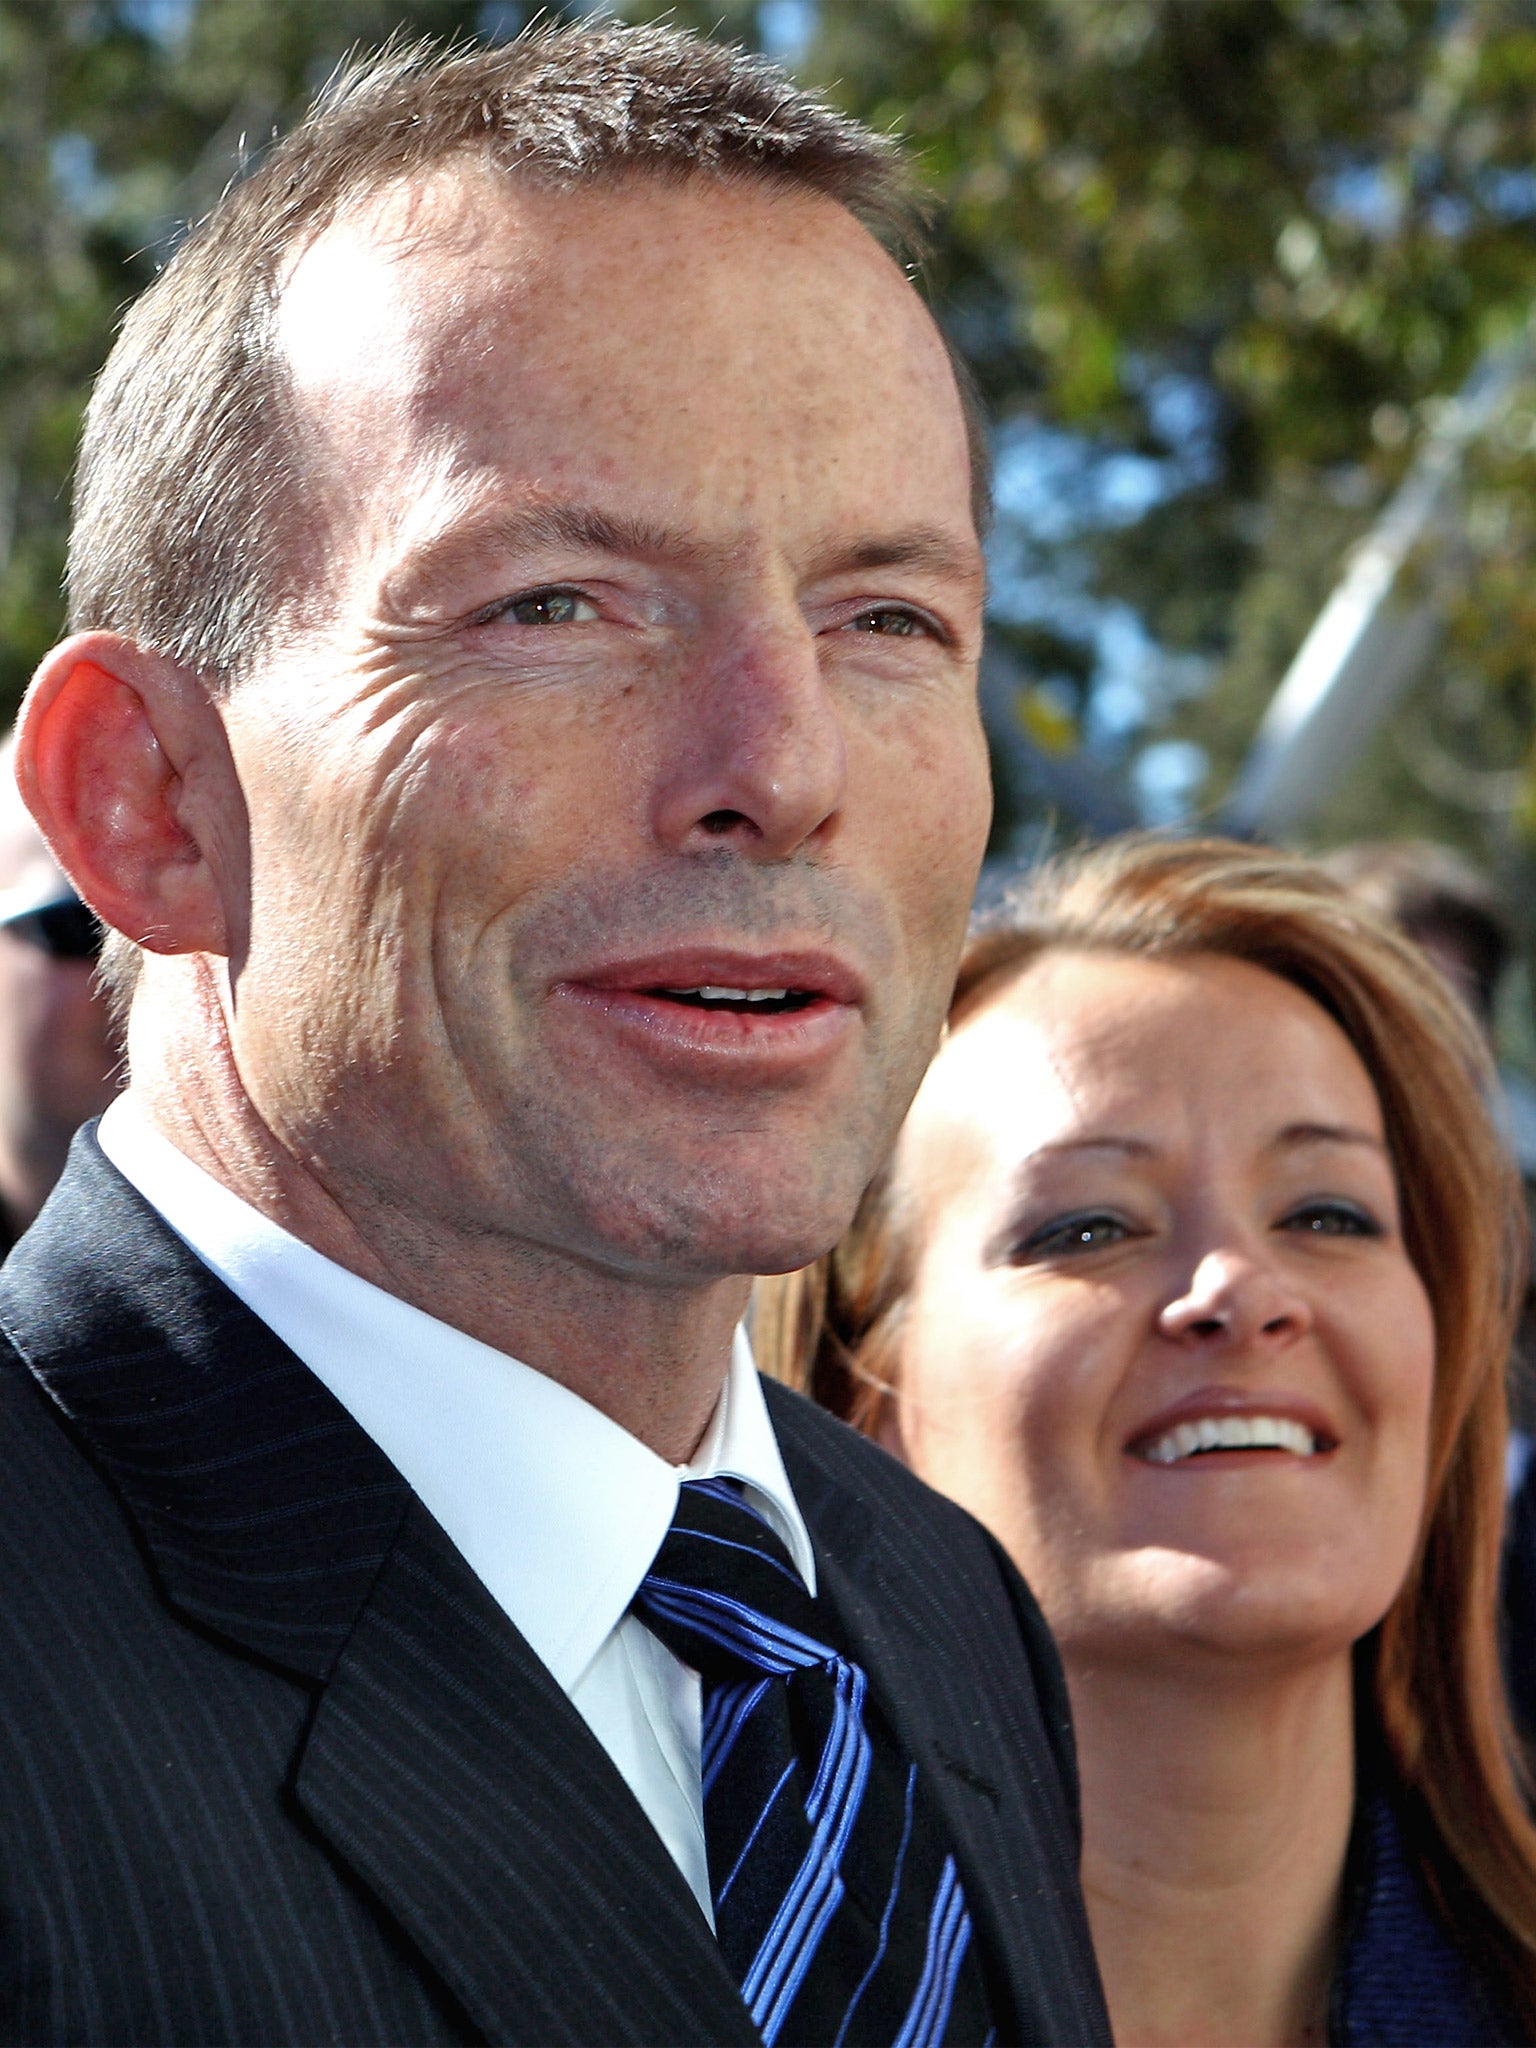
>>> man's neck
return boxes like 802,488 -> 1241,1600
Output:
125,1074 -> 749,1465
1069,1648 -> 1355,2048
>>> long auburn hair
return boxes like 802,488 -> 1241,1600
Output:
756,833 -> 1536,2025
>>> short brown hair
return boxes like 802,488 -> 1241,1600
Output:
69,20 -> 986,1014
757,833 -> 1536,2027
69,21 -> 942,685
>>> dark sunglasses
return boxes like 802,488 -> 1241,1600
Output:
0,897 -> 103,962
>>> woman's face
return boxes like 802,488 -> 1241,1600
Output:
892,949 -> 1436,1676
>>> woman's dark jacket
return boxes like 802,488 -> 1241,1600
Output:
1332,1794 -> 1523,2045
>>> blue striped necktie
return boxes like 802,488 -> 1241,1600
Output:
632,1476 -> 996,2048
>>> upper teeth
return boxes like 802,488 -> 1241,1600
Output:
1141,1415 -> 1319,1465
667,986 -> 791,1001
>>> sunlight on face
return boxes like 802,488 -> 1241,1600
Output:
892,949 -> 1436,1679
215,172 -> 988,1285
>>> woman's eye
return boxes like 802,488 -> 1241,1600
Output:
1280,1200 -> 1382,1240
1017,1212 -> 1133,1259
486,587 -> 598,627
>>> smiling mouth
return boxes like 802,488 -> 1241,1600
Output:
649,985 -> 819,1016
1137,1415 -> 1329,1465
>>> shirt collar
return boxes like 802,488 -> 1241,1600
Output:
96,1094 -> 815,1689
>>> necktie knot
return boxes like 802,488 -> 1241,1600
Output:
635,1477 -> 828,1685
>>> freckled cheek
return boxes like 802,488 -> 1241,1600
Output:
846,710 -> 989,913
381,719 -> 617,922
888,694 -> 986,800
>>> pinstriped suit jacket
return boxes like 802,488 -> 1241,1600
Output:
0,1134 -> 1111,2048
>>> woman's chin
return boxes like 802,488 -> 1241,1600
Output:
1054,1542 -> 1398,1679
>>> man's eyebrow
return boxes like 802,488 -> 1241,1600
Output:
803,528 -> 984,584
500,502 -> 697,562
387,506 -> 984,609
385,501 -> 711,606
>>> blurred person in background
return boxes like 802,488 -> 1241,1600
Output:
1319,841 -> 1510,1032
0,734 -> 116,1249
1319,840 -> 1536,1176
758,836 -> 1536,2047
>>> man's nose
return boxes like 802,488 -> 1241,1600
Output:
650,615 -> 845,860
1156,1245 -> 1314,1352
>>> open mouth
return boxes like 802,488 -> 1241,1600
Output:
553,949 -> 863,1067
1135,1414 -> 1331,1466
646,985 -> 819,1016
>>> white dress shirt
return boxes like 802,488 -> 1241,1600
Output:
96,1094 -> 816,1926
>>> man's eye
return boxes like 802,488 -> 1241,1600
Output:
489,588 -> 598,627
848,606 -> 928,638
1280,1200 -> 1382,1239
1016,1212 -> 1132,1259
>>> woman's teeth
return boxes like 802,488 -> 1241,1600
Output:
1140,1415 -> 1320,1465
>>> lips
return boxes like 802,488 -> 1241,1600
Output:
551,947 -> 865,1070
568,949 -> 866,1007
1127,1388 -> 1339,1468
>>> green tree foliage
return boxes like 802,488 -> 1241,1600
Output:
8,0 -> 1536,875
649,0 -> 1536,865
0,0 -> 517,716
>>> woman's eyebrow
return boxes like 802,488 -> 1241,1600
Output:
997,1139 -> 1154,1213
986,1138 -> 1154,1256
1021,1127 -> 1387,1162
1026,1136 -> 1158,1160
1269,1121 -> 1388,1154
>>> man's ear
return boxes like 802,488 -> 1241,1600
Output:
17,631 -> 239,958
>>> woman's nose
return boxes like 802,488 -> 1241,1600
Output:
1156,1246 -> 1314,1351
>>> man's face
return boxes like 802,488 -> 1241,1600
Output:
215,170 -> 989,1281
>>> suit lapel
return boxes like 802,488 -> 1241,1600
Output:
294,1499 -> 755,2046
781,1446 -> 1031,1869
813,1541 -> 1046,2023
0,1137 -> 755,2047
0,1132 -> 412,1677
